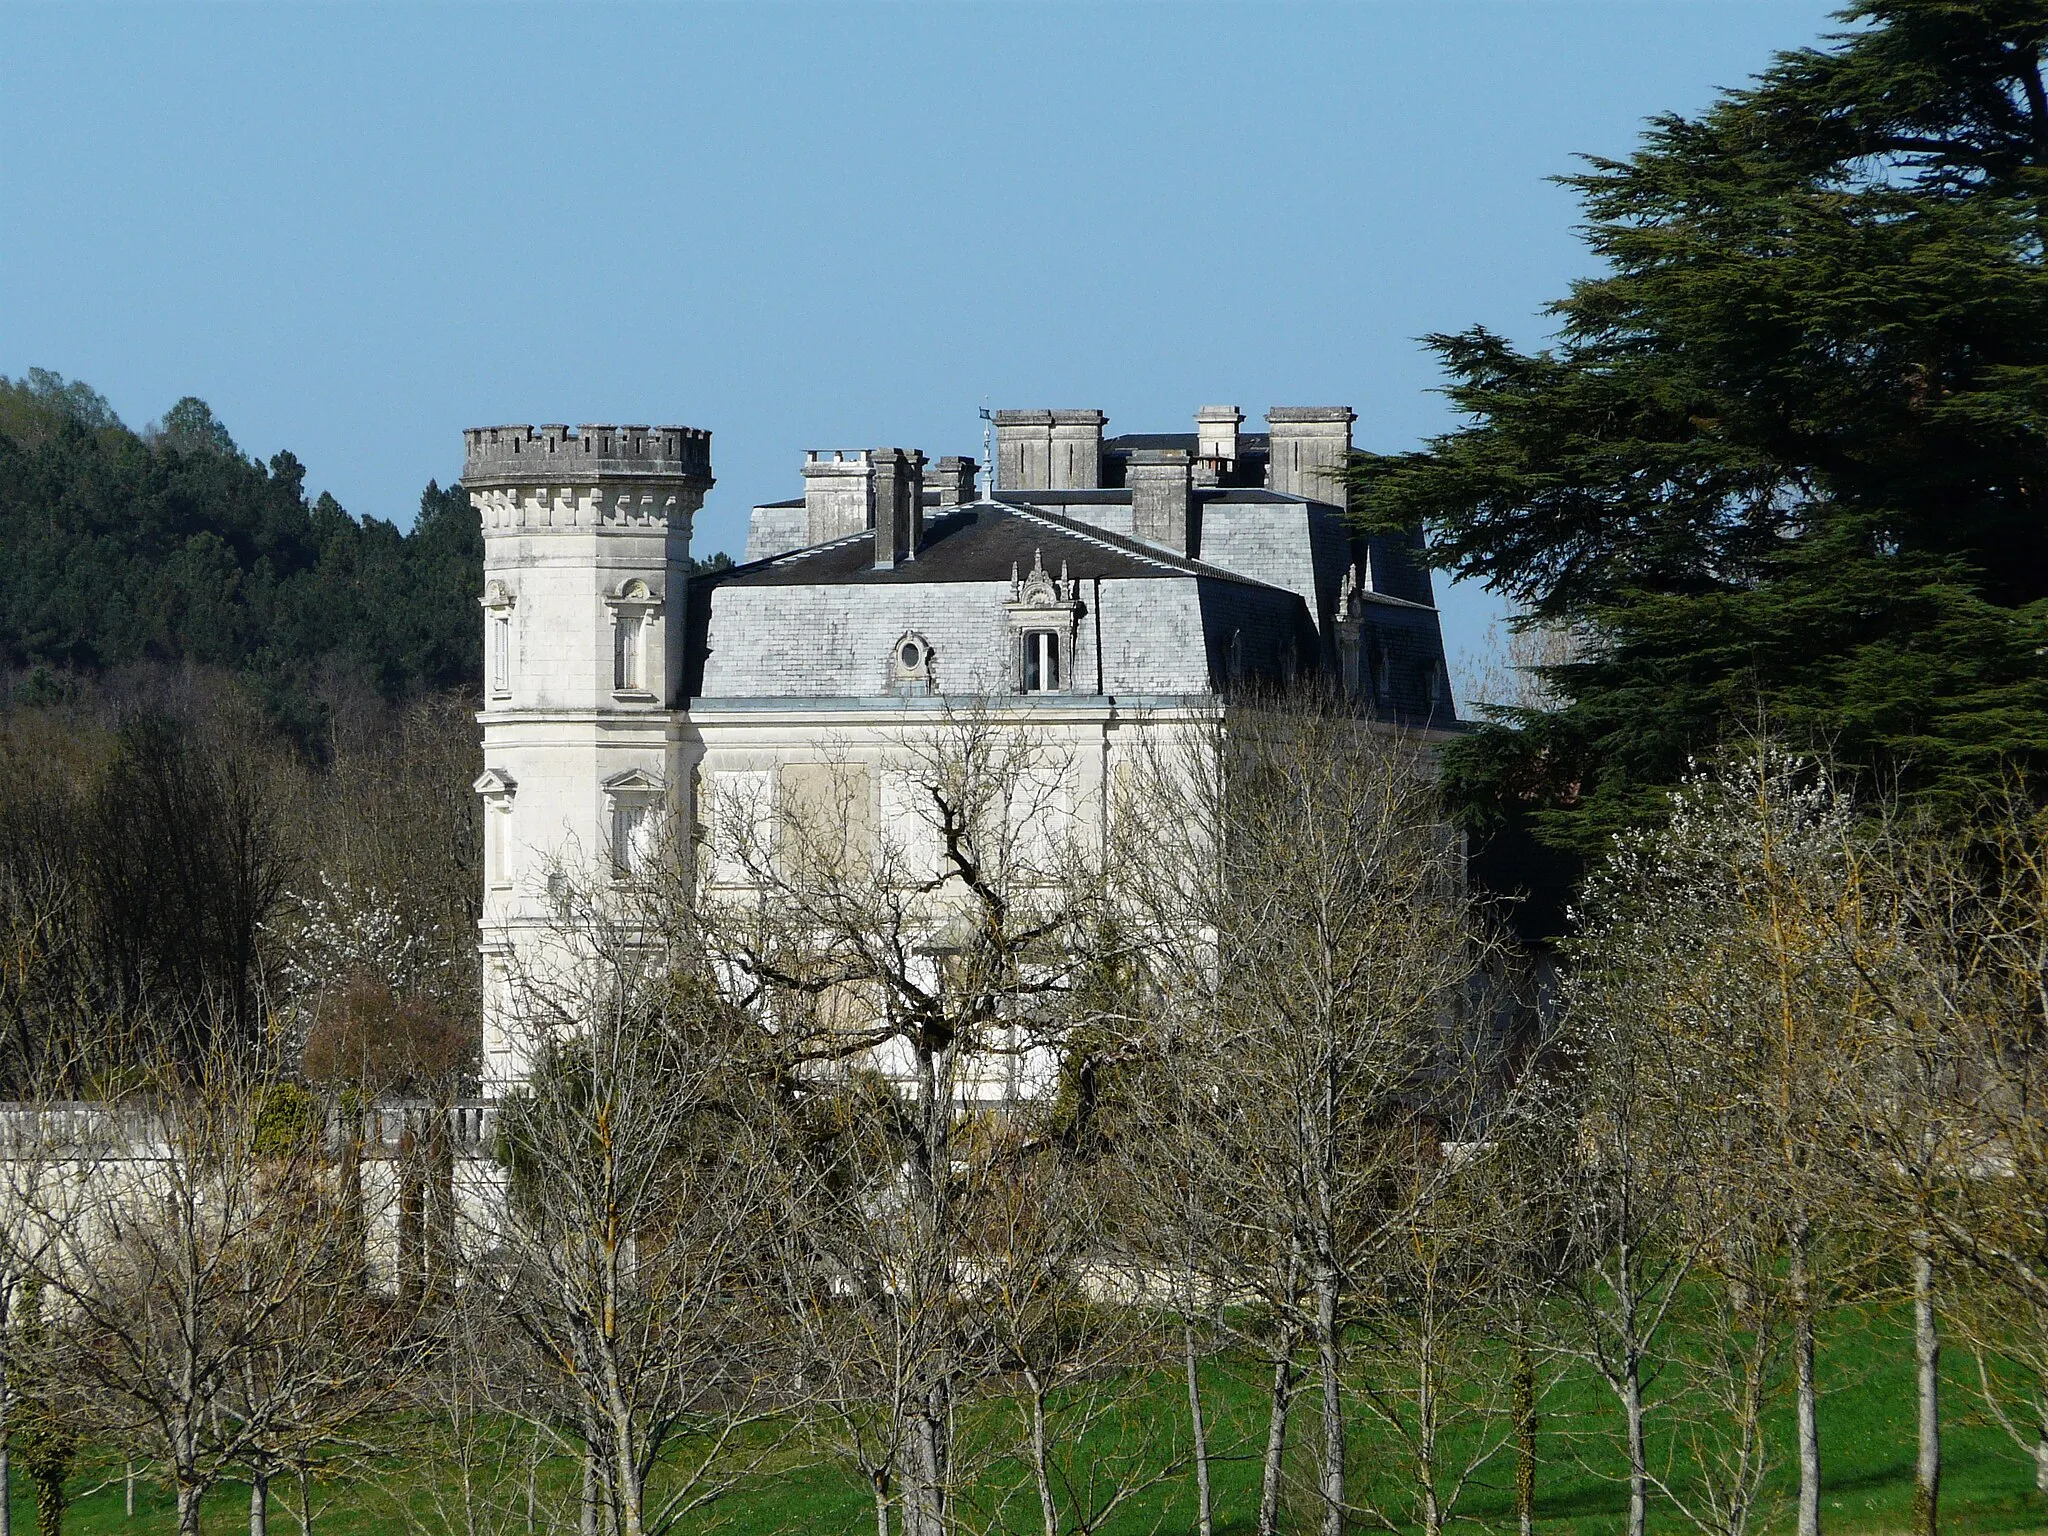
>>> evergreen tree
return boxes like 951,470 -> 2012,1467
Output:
0,373 -> 483,728
1353,1 -> 2048,858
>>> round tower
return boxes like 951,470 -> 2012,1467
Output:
465,423 -> 714,1091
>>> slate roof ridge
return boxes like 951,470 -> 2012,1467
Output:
689,527 -> 874,584
995,500 -> 1290,594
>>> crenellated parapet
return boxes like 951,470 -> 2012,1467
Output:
463,423 -> 713,489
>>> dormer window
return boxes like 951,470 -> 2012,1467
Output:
1423,661 -> 1445,715
1022,631 -> 1061,693
1005,548 -> 1084,698
891,631 -> 936,694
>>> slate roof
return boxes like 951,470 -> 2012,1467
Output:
697,501 -> 1279,591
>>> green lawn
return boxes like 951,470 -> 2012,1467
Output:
27,1303 -> 2048,1535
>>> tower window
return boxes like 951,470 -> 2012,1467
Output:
614,616 -> 642,692
488,805 -> 510,887
490,616 -> 511,698
1022,631 -> 1060,693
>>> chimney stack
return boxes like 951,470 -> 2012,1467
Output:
803,451 -> 873,544
994,408 -> 1106,489
1266,407 -> 1357,507
1194,405 -> 1243,487
1128,448 -> 1195,558
871,448 -> 924,568
1048,409 -> 1106,489
993,411 -> 1050,490
932,456 -> 978,507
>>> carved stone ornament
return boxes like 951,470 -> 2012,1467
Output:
1008,548 -> 1078,609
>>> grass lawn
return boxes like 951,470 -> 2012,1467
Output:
24,1302 -> 2048,1535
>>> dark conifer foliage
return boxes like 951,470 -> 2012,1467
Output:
0,371 -> 484,721
1354,1 -> 2048,856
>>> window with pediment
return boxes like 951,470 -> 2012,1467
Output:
473,768 -> 517,888
603,768 -> 665,877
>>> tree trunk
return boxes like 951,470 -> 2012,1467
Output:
336,1102 -> 366,1293
397,1122 -> 424,1315
871,1471 -> 891,1536
1257,1345 -> 1296,1536
1793,1268 -> 1821,1536
425,1102 -> 456,1306
606,1396 -> 642,1536
910,1385 -> 948,1536
1512,1338 -> 1537,1536
1185,1321 -> 1214,1536
1314,1266 -> 1345,1536
249,1471 -> 268,1536
177,1480 -> 203,1536
1624,1351 -> 1647,1536
296,1469 -> 312,1536
125,1461 -> 135,1520
1024,1373 -> 1057,1536
1418,1323 -> 1442,1536
2035,1377 -> 2048,1495
2,1354 -> 12,1536
1914,1245 -> 1940,1536
579,1439 -> 598,1536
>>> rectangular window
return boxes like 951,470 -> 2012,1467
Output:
614,617 -> 641,692
490,616 -> 511,698
1022,631 -> 1060,693
488,806 -> 510,887
612,803 -> 650,876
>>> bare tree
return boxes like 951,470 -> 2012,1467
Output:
1548,913 -> 1710,1536
1347,1142 -> 1532,1536
1110,696 -> 1493,1536
487,870 -> 788,1536
370,1290 -> 557,1536
695,706 -> 1119,1536
1866,790 -> 2048,1506
964,1113 -> 1180,1536
21,1045 -> 385,1536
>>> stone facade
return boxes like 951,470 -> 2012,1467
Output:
465,425 -> 712,1089
473,403 -> 1457,1092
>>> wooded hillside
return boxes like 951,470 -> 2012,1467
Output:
0,370 -> 483,741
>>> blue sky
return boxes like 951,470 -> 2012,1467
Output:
0,1 -> 1841,704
